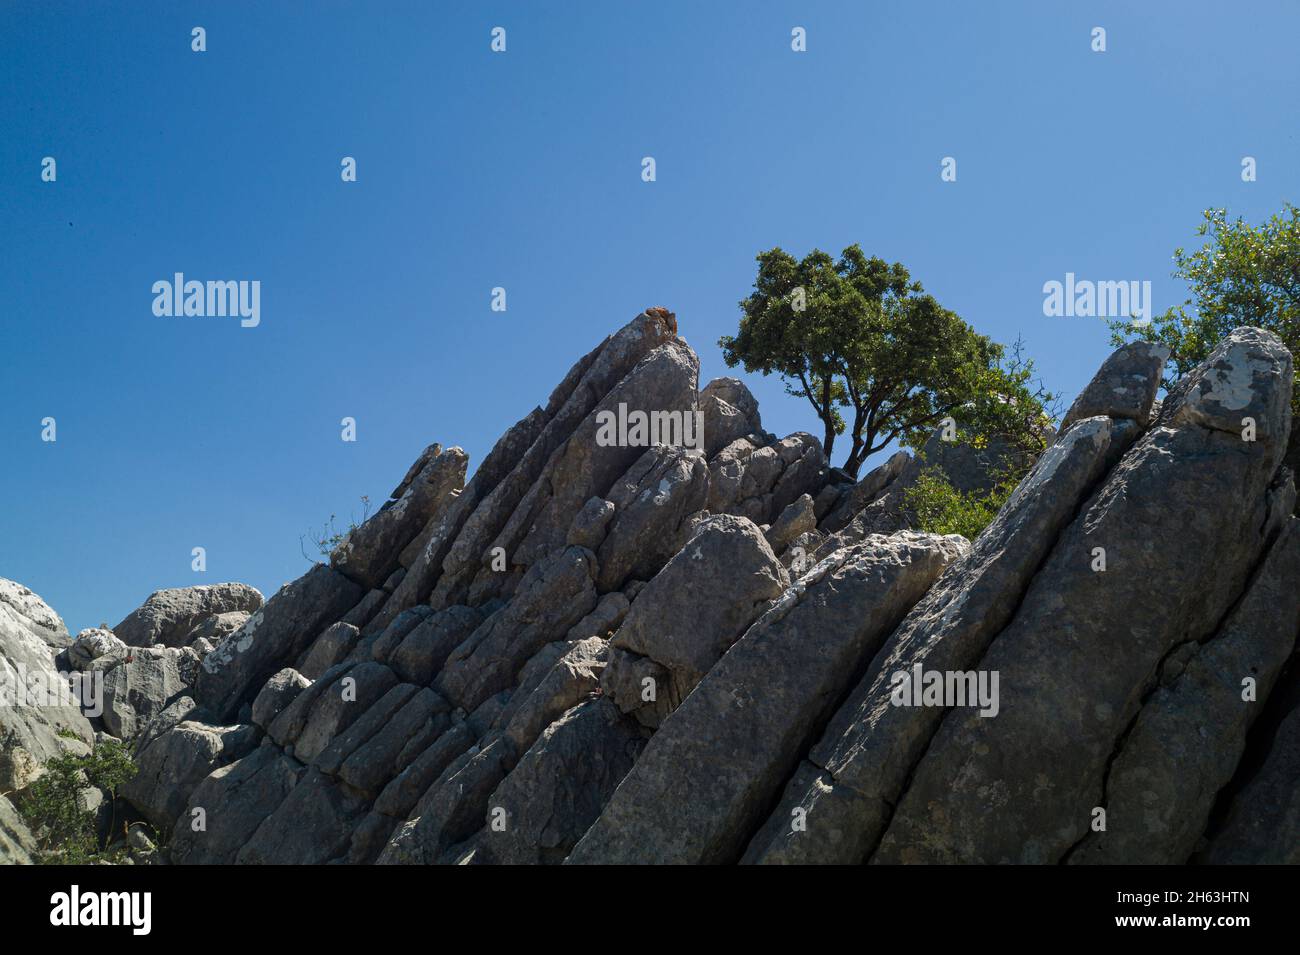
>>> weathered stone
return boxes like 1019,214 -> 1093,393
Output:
183,611 -> 251,650
98,647 -> 190,742
604,515 -> 789,727
1202,691 -> 1300,864
387,605 -> 483,685
430,310 -> 683,609
701,377 -> 761,432
377,736 -> 515,864
0,579 -> 93,792
765,493 -> 816,555
0,578 -> 70,649
0,794 -> 37,864
293,662 -> 400,764
237,767 -> 369,864
571,532 -> 967,864
114,583 -> 264,649
436,547 -> 598,711
296,622 -> 360,681
373,721 -> 477,818
67,627 -> 126,670
482,698 -> 644,864
169,741 -> 307,864
1070,513 -> 1300,864
122,720 -> 258,832
251,668 -> 310,731
331,446 -> 467,590
1060,340 -> 1168,433
337,688 -> 451,796
871,329 -> 1292,864
745,417 -> 1126,864
595,446 -> 710,592
566,496 -> 615,551
502,637 -> 608,753
197,564 -> 364,722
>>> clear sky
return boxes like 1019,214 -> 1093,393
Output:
3,1 -> 1298,634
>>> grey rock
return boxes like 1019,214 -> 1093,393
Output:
429,310 -> 683,610
121,720 -> 258,832
0,579 -> 94,792
251,668 -> 310,730
566,496 -> 616,551
293,662 -> 400,765
183,611 -> 251,650
114,583 -> 263,649
169,741 -> 307,864
873,329 -> 1291,864
98,646 -> 190,742
67,627 -> 126,670
745,417 -> 1125,865
595,445 -> 710,592
765,493 -> 816,555
296,622 -> 360,680
1060,340 -> 1168,434
435,547 -> 598,711
377,736 -> 515,864
1202,692 -> 1300,864
0,578 -> 70,649
331,446 -> 467,590
196,563 -> 364,722
481,698 -> 644,864
1070,512 -> 1300,864
604,515 -> 789,727
570,532 -> 967,864
388,605 -> 483,685
237,767 -> 369,865
0,794 -> 37,864
501,637 -> 608,754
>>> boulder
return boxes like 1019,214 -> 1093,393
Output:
604,515 -> 789,727
0,579 -> 93,792
67,627 -> 126,671
113,583 -> 264,649
96,646 -> 191,741
183,611 -> 250,649
251,668 -> 310,730
121,720 -> 258,831
1059,340 -> 1169,433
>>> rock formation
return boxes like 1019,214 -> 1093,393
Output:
2,310 -> 1297,865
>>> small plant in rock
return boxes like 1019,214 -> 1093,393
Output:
300,495 -> 372,564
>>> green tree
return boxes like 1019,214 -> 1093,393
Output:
1108,204 -> 1300,410
720,245 -> 1056,478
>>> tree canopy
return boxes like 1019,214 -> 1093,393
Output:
1109,204 -> 1300,412
720,244 -> 1055,478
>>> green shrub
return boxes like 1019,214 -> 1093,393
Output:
18,739 -> 138,865
904,466 -> 1018,541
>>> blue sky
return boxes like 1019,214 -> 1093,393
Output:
3,1 -> 1298,634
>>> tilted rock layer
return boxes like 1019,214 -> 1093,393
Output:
3,312 -> 1298,865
